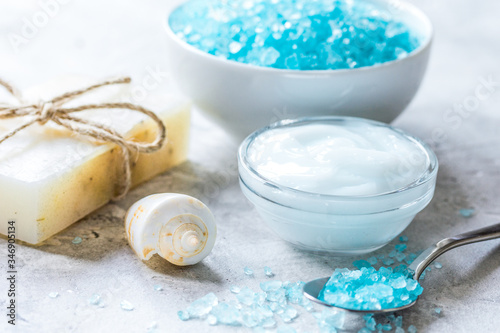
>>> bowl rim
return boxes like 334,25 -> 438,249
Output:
238,116 -> 439,202
164,0 -> 434,75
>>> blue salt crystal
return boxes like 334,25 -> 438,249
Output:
434,262 -> 443,269
405,253 -> 418,265
319,267 -> 422,310
237,287 -> 256,306
230,286 -> 241,294
364,314 -> 376,330
178,310 -> 190,321
120,300 -> 134,311
367,256 -> 378,265
261,317 -> 276,328
211,303 -> 241,325
408,325 -> 417,333
395,316 -> 403,327
358,329 -> 371,333
394,264 -> 408,274
382,258 -> 395,266
353,260 -> 371,269
390,276 -> 407,289
88,294 -> 103,307
281,305 -> 298,322
264,266 -> 274,277
434,307 -> 442,314
48,292 -> 59,298
187,293 -> 218,318
72,236 -> 82,244
399,235 -> 409,242
240,307 -> 261,328
146,321 -> 158,333
267,288 -> 286,303
153,284 -> 163,291
395,244 -> 407,252
395,252 -> 406,263
207,314 -> 217,326
244,266 -> 254,276
459,208 -> 475,218
260,281 -> 283,292
395,327 -> 405,333
169,0 -> 420,70
388,250 -> 397,258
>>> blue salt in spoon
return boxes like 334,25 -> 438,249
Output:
303,223 -> 500,331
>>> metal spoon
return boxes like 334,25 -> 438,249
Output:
303,223 -> 500,331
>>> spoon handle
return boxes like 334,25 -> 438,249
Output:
407,222 -> 500,279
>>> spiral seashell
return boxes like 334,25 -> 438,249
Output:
125,193 -> 217,266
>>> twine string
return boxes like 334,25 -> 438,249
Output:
0,77 -> 167,200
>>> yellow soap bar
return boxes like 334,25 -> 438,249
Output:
0,77 -> 190,244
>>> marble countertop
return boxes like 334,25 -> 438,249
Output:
0,0 -> 499,332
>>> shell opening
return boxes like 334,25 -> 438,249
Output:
158,214 -> 209,264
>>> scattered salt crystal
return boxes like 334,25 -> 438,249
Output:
177,310 -> 190,321
399,235 -> 409,242
459,208 -> 475,218
186,293 -> 218,318
146,321 -> 158,332
264,266 -> 274,277
383,258 -> 395,266
211,303 -> 240,325
88,294 -> 102,306
395,252 -> 406,262
262,317 -> 276,328
153,284 -> 163,291
48,292 -> 59,298
237,287 -> 256,306
260,280 -> 283,292
353,259 -> 371,269
72,236 -> 82,244
367,256 -> 378,265
395,244 -> 407,252
120,300 -> 134,311
408,325 -> 418,333
207,314 -> 217,325
244,266 -> 254,276
395,327 -> 405,333
434,307 -> 442,314
434,262 -> 443,269
230,286 -> 241,294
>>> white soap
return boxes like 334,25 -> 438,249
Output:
0,77 -> 191,244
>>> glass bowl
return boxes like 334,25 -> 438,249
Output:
238,117 -> 438,255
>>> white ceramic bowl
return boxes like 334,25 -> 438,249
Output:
165,0 -> 433,138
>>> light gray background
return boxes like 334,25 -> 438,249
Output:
0,0 -> 499,332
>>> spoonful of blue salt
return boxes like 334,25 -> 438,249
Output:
304,223 -> 500,316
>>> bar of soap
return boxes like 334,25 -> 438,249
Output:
0,77 -> 191,244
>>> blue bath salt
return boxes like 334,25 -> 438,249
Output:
319,267 -> 423,310
169,0 -> 421,70
459,208 -> 475,218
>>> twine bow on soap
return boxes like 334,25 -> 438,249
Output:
0,77 -> 166,200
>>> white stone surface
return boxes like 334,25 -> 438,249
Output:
0,0 -> 499,332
